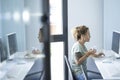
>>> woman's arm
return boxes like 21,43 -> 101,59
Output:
75,49 -> 95,65
91,52 -> 105,57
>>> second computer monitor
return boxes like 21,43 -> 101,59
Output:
0,38 -> 2,62
6,32 -> 18,57
112,31 -> 120,54
0,38 -> 8,62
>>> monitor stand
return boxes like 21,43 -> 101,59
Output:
7,55 -> 15,62
7,58 -> 13,61
115,53 -> 120,59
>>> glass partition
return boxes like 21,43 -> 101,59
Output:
0,0 -> 44,54
0,0 -> 50,80
49,0 -> 63,35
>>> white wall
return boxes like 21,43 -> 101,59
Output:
24,0 -> 43,50
104,0 -> 120,50
68,0 -> 104,56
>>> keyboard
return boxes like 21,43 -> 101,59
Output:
102,58 -> 112,63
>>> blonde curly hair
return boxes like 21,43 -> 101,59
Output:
72,25 -> 89,41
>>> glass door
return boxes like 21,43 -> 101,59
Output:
49,0 -> 68,80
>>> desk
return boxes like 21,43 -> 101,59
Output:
93,50 -> 120,79
24,58 -> 45,80
0,52 -> 45,80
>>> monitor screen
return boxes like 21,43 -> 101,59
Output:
0,38 -> 2,62
0,38 -> 8,62
6,32 -> 18,56
112,31 -> 120,54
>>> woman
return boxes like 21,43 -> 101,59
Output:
71,25 -> 104,80
32,27 -> 44,54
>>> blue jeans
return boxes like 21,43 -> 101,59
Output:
75,73 -> 85,80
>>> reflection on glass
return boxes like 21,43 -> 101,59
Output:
50,42 -> 64,80
49,0 -> 63,35
0,0 -> 43,53
13,11 -> 20,22
22,10 -> 30,22
4,12 -> 12,20
0,13 -> 1,20
0,1 -> 45,80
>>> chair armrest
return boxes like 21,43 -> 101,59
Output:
25,71 -> 43,77
87,70 -> 101,75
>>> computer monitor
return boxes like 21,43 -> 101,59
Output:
0,38 -> 2,62
119,38 -> 120,55
0,38 -> 8,62
111,31 -> 120,54
6,32 -> 18,58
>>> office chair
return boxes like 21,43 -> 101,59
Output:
64,55 -> 76,80
24,58 -> 45,80
64,55 -> 88,80
24,71 -> 44,80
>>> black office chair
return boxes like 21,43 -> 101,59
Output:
24,58 -> 45,80
24,71 -> 44,80
64,55 -> 76,80
64,55 -> 88,80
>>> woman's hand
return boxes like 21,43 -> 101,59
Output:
89,49 -> 96,54
87,49 -> 97,57
92,52 -> 105,58
97,52 -> 105,57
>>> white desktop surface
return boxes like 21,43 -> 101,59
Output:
93,50 -> 120,79
0,52 -> 45,80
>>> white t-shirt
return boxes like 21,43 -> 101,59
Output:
71,41 -> 87,75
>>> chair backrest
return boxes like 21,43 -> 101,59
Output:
80,64 -> 88,80
64,55 -> 88,80
64,55 -> 76,80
